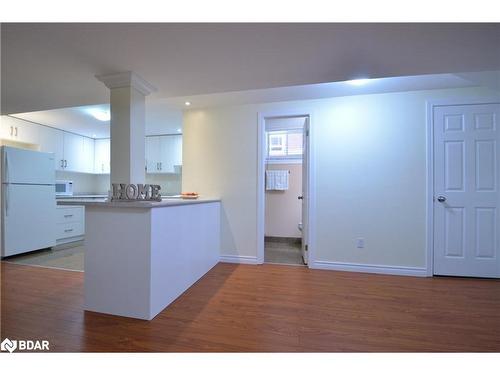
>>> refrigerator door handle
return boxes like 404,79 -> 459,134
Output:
5,151 -> 9,184
5,184 -> 9,217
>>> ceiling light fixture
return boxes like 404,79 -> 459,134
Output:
346,78 -> 371,86
89,109 -> 110,121
184,101 -> 191,106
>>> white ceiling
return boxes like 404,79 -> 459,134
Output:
9,71 -> 499,139
161,71 -> 500,109
2,23 -> 500,114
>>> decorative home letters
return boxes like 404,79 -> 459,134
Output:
111,183 -> 162,201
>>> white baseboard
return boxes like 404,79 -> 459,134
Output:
219,254 -> 259,264
310,260 -> 428,277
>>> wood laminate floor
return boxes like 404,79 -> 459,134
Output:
1,261 -> 500,352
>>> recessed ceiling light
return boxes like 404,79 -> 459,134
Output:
346,78 -> 371,86
89,109 -> 110,121
176,128 -> 182,133
184,101 -> 191,106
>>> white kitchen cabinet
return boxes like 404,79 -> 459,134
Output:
159,135 -> 182,173
94,138 -> 110,174
146,134 -> 182,174
172,134 -> 182,171
40,128 -> 93,173
0,116 -> 39,144
63,132 -> 85,172
38,126 -> 65,170
56,206 -> 85,244
83,137 -> 95,173
146,136 -> 161,173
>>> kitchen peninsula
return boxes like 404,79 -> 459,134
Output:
58,198 -> 221,320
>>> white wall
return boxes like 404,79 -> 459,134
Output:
182,86 -> 500,268
56,171 -> 109,194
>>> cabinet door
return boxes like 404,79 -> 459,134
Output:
159,135 -> 173,173
146,136 -> 160,173
39,126 -> 64,170
172,134 -> 182,170
94,138 -> 110,174
63,132 -> 85,172
159,135 -> 182,173
83,137 -> 95,173
13,117 -> 39,144
0,116 -> 39,144
1,116 -> 15,139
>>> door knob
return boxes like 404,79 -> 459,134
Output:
437,196 -> 447,203
298,195 -> 303,200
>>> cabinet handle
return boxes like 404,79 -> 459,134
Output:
64,214 -> 74,218
15,127 -> 18,137
64,228 -> 74,233
160,162 -> 162,170
10,126 -> 13,136
64,160 -> 68,168
102,163 -> 104,172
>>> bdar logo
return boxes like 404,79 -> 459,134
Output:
1,338 -> 17,353
0,338 -> 49,352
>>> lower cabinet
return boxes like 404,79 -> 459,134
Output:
56,206 -> 85,244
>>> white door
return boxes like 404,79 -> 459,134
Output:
94,138 -> 110,174
301,118 -> 310,264
159,135 -> 173,173
83,137 -> 95,173
2,184 -> 56,256
433,103 -> 500,277
146,136 -> 160,173
63,132 -> 85,172
39,126 -> 64,170
0,116 -> 39,144
172,134 -> 183,171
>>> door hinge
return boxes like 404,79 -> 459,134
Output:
305,244 -> 308,252
306,130 -> 309,137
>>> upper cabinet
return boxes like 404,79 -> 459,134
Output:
38,126 -> 94,173
145,136 -> 161,173
38,126 -> 64,170
94,138 -> 110,174
146,134 -> 182,174
82,137 -> 95,174
2,116 -> 182,175
62,132 -> 85,172
1,116 -> 39,145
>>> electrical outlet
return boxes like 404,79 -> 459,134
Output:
356,238 -> 365,248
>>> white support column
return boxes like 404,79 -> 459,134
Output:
96,71 -> 156,186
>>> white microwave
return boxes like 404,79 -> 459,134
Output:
55,180 -> 73,196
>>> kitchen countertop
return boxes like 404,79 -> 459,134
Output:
57,194 -> 108,199
57,198 -> 220,209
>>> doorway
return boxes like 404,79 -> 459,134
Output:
257,111 -> 312,266
430,101 -> 500,278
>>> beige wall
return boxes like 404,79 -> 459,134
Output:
265,163 -> 302,238
182,86 -> 500,267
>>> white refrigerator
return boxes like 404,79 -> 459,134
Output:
1,146 -> 56,257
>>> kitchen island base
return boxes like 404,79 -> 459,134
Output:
74,200 -> 220,320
